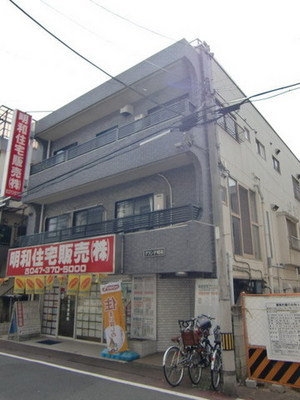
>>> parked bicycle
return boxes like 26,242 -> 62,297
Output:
162,314 -> 222,390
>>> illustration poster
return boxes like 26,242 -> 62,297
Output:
100,281 -> 128,353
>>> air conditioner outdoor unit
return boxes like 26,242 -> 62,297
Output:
134,113 -> 146,121
154,193 -> 166,211
120,104 -> 134,116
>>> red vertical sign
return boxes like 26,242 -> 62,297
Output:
2,110 -> 32,200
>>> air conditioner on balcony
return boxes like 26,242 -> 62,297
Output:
154,193 -> 166,211
134,113 -> 146,121
120,104 -> 134,116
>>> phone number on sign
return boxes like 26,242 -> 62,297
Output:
24,264 -> 87,275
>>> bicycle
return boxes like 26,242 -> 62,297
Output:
163,314 -> 221,388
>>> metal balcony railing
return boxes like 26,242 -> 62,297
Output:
30,99 -> 187,175
17,204 -> 202,247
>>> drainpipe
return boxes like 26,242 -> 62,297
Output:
254,182 -> 274,293
197,44 -> 237,396
157,174 -> 173,207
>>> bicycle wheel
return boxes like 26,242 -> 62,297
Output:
211,348 -> 222,390
163,346 -> 184,387
188,350 -> 202,385
202,341 -> 212,367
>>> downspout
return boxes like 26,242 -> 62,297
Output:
157,173 -> 173,207
254,182 -> 274,292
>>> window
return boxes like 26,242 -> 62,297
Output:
216,100 -> 239,140
287,218 -> 300,251
53,143 -> 77,156
73,206 -> 103,226
96,126 -> 118,137
229,177 -> 261,258
292,176 -> 300,201
116,194 -> 153,218
256,139 -> 266,159
244,127 -> 250,141
272,156 -> 281,173
45,214 -> 70,231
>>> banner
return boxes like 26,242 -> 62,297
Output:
79,274 -> 92,296
25,276 -> 35,294
101,281 -> 128,353
34,276 -> 45,295
45,275 -> 55,290
2,110 -> 32,200
6,235 -> 115,277
66,275 -> 80,295
14,276 -> 25,294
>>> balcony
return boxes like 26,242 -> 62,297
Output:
290,236 -> 300,251
31,99 -> 189,175
17,204 -> 202,247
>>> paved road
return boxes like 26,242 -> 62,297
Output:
0,352 -> 213,400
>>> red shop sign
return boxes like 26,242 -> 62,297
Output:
2,110 -> 32,200
6,235 -> 115,277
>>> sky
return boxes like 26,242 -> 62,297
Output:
1,0 -> 300,159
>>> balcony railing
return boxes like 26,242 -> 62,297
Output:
290,235 -> 300,251
31,99 -> 188,175
17,204 -> 202,247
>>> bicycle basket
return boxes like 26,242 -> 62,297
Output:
181,330 -> 199,346
178,319 -> 200,346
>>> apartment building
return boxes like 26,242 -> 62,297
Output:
10,39 -> 299,358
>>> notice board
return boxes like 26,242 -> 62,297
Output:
9,301 -> 41,340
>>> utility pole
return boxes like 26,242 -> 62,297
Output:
196,43 -> 237,396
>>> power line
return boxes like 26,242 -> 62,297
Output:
89,0 -> 176,42
9,0 -> 184,118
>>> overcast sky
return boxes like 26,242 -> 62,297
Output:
1,0 -> 299,159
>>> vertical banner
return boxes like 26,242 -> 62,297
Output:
45,275 -> 55,290
79,274 -> 92,296
34,276 -> 45,295
66,275 -> 79,295
2,110 -> 32,200
14,276 -> 25,294
101,281 -> 128,353
25,276 -> 35,295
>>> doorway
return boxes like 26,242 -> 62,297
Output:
58,294 -> 75,337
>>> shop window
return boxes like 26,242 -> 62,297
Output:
76,283 -> 102,341
229,177 -> 261,259
73,206 -> 103,226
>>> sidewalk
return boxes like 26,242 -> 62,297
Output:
0,335 -> 299,400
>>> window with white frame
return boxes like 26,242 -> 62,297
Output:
228,177 -> 261,258
244,127 -> 250,141
292,176 -> 300,201
256,139 -> 266,159
115,194 -> 153,218
287,218 -> 300,251
272,156 -> 281,173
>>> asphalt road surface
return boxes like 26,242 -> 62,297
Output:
0,352 -> 210,400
